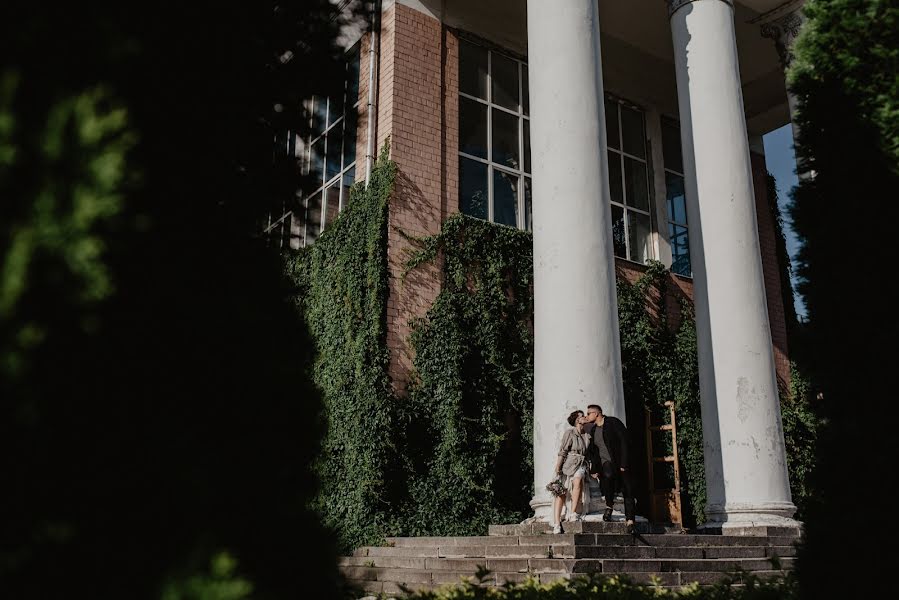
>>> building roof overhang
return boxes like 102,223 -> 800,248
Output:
398,0 -> 796,135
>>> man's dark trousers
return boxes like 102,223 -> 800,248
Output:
599,461 -> 636,522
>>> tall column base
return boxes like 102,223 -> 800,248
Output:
699,501 -> 802,536
528,495 -> 553,522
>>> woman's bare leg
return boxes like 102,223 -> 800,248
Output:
553,493 -> 566,525
571,476 -> 584,515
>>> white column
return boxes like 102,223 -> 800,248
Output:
527,0 -> 625,521
668,0 -> 798,530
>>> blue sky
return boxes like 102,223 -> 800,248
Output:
762,124 -> 807,319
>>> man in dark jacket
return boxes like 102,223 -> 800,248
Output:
585,404 -> 636,533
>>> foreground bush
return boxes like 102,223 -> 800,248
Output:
398,569 -> 797,600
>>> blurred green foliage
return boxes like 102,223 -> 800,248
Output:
400,568 -> 798,599
787,1 -> 899,597
1,2 -> 364,599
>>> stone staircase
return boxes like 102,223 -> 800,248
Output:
341,521 -> 800,597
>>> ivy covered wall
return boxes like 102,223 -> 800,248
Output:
287,146 -> 398,552
291,147 -> 816,550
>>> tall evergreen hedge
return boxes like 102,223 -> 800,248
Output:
787,1 -> 899,597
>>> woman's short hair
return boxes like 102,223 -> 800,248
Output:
567,410 -> 583,426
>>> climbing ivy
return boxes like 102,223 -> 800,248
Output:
293,165 -> 813,542
287,144 -> 397,553
400,218 -> 707,532
397,215 -> 535,535
615,261 -> 705,527
780,362 -> 818,520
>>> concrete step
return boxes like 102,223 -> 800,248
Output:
382,532 -> 798,549
347,529 -> 799,595
489,521 -> 679,536
340,555 -> 794,577
346,543 -> 796,562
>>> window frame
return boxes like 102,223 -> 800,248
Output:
265,42 -> 361,249
659,115 -> 692,277
604,95 -> 656,265
458,39 -> 532,231
297,42 -> 362,247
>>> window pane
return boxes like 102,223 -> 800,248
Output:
608,150 -> 623,205
523,119 -> 531,174
324,183 -> 340,229
306,191 -> 323,244
290,208 -> 306,249
605,99 -> 619,150
300,136 -> 310,175
459,40 -> 488,99
312,95 -> 328,137
669,223 -> 691,276
459,157 -> 488,220
342,167 -> 356,207
491,53 -> 519,111
326,124 -> 343,181
460,97 -> 487,158
274,131 -> 286,157
628,210 -> 651,263
310,137 -> 324,189
624,157 -> 649,211
524,176 -> 532,231
522,64 -> 529,115
492,108 -> 520,170
343,108 -> 357,167
493,169 -> 518,227
666,172 -> 687,225
302,98 -> 313,136
620,105 -> 645,159
347,45 -> 361,107
662,119 -> 683,173
610,203 -> 626,258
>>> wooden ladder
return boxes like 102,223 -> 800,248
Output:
645,400 -> 683,525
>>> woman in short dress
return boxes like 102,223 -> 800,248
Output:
550,410 -> 590,534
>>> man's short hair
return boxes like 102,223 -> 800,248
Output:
587,404 -> 602,414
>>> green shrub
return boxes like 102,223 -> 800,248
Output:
399,569 -> 798,600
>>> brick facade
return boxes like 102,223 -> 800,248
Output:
358,2 -> 791,395
364,3 -> 460,393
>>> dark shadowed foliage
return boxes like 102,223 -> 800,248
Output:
1,1 -> 364,598
787,1 -> 899,598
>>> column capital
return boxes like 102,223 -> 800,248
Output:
752,0 -> 805,69
667,0 -> 733,19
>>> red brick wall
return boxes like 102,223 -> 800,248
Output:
751,152 -> 791,391
376,3 -> 459,394
360,3 -> 788,394
354,30 -> 371,183
616,260 -> 694,332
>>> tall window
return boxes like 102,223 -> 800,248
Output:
605,98 -> 653,264
458,39 -> 532,230
268,42 -> 361,248
661,118 -> 691,276
300,42 -> 361,246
